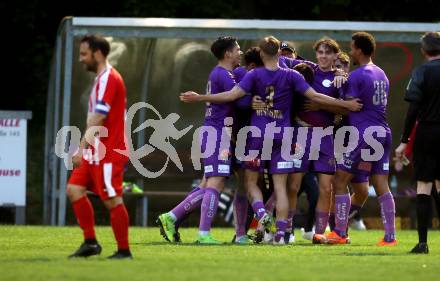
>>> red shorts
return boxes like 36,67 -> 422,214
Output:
68,158 -> 126,200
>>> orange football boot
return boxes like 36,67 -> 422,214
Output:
376,238 -> 398,246
313,231 -> 350,244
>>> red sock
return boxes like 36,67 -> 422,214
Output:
72,196 -> 96,240
110,204 -> 130,250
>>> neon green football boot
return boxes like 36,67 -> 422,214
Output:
195,234 -> 223,245
157,213 -> 176,242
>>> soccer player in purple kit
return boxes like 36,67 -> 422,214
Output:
313,32 -> 397,246
157,36 -> 242,244
181,36 -> 363,244
288,37 -> 344,239
286,63 -> 319,243
329,51 -> 369,232
298,51 -> 369,234
231,47 -> 264,244
254,62 -> 319,244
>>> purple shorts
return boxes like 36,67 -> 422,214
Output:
293,130 -> 336,174
351,173 -> 369,184
338,130 -> 391,177
200,127 -> 232,177
243,138 -> 295,174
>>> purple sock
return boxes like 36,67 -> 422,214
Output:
328,212 -> 335,231
334,194 -> 351,237
171,188 -> 205,221
189,186 -> 201,194
265,193 -> 276,213
252,200 -> 266,221
233,193 -> 248,237
315,211 -> 329,234
379,192 -> 396,242
199,188 -> 219,232
348,204 -> 362,220
286,209 -> 296,233
274,220 -> 288,242
175,186 -> 202,226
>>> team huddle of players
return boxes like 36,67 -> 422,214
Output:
157,32 -> 397,246
67,31 -> 440,259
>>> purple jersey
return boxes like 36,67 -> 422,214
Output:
279,56 -> 317,69
345,64 -> 390,131
233,66 -> 247,82
238,67 -> 310,139
204,66 -> 236,127
279,56 -> 297,69
233,66 -> 252,109
232,66 -> 252,140
201,66 -> 236,177
296,68 -> 340,127
338,64 -> 391,177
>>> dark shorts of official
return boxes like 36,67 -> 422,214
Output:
413,123 -> 440,181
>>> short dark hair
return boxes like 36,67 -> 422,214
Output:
352,32 -> 376,56
80,34 -> 111,57
210,36 -> 238,60
293,63 -> 315,84
421,32 -> 440,56
313,37 -> 340,54
244,47 -> 264,67
259,36 -> 280,56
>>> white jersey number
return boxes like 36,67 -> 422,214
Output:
373,80 -> 387,106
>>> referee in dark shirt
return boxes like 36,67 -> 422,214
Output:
395,31 -> 440,254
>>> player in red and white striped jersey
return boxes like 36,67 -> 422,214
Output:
67,35 -> 131,259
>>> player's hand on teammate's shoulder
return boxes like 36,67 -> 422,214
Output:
251,96 -> 266,110
332,75 -> 347,88
333,68 -> 348,88
345,98 -> 363,112
334,68 -> 348,78
180,91 -> 200,103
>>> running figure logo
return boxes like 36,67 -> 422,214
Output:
122,102 -> 193,178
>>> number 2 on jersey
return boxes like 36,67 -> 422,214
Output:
265,86 -> 275,109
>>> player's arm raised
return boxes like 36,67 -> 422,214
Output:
303,87 -> 362,112
180,86 -> 246,104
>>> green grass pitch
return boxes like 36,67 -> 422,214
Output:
0,226 -> 439,281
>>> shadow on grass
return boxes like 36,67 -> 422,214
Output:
340,252 -> 405,256
5,257 -> 53,262
136,242 -> 371,248
138,242 -> 312,247
3,256 -> 137,262
0,257 -> 70,263
293,243 -> 365,247
139,242 -> 234,247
